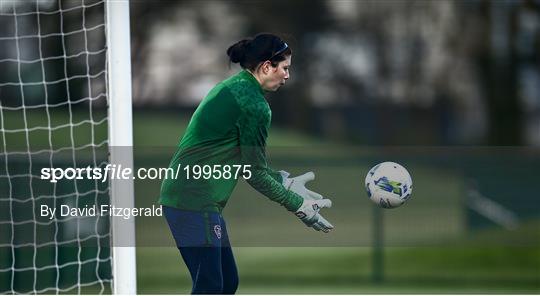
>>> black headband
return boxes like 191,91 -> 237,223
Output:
268,42 -> 288,60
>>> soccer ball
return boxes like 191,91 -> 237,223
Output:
365,162 -> 412,209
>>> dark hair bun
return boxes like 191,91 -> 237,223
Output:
226,33 -> 291,71
226,39 -> 251,64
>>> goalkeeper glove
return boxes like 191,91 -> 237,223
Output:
280,171 -> 334,233
310,213 -> 333,233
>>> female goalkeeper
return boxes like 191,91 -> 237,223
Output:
159,33 -> 333,294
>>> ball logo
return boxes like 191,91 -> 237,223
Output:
374,177 -> 403,196
213,225 -> 222,239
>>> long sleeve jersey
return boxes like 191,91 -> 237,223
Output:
159,70 -> 303,213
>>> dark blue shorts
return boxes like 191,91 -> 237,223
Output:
163,206 -> 230,247
163,206 -> 238,294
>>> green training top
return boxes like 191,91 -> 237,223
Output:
159,70 -> 303,213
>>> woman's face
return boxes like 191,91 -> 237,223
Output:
260,55 -> 291,92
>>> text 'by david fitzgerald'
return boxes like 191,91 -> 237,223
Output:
40,204 -> 162,220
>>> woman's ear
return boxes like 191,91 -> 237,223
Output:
261,60 -> 272,74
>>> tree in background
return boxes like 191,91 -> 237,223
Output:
117,1 -> 540,145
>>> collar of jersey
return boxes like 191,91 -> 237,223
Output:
239,69 -> 264,96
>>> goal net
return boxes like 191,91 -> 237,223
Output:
0,0 -> 134,293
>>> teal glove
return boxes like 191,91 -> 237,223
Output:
280,171 -> 334,233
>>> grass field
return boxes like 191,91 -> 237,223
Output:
1,108 -> 539,294
129,111 -> 539,294
137,242 -> 540,294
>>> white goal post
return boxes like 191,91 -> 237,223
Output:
106,0 -> 137,294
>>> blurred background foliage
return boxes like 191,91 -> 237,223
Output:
128,0 -> 540,146
2,0 -> 539,146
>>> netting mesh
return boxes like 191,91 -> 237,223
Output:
0,0 -> 112,293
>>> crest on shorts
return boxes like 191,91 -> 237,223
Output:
213,225 -> 222,239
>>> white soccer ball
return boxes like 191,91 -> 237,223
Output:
365,162 -> 413,209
